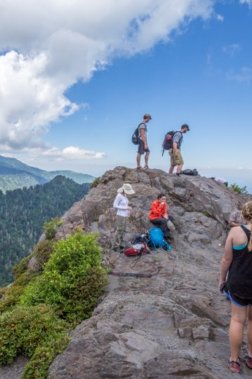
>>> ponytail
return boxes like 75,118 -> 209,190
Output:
242,201 -> 252,251
248,224 -> 252,251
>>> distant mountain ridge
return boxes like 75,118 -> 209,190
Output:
0,155 -> 94,192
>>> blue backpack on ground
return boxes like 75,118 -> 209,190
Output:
148,227 -> 172,251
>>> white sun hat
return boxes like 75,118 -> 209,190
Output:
117,183 -> 135,195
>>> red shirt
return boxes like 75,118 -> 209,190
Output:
149,200 -> 168,220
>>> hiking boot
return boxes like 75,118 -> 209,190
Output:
229,360 -> 241,373
144,165 -> 149,169
136,166 -> 142,170
245,356 -> 252,369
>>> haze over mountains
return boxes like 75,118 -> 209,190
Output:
0,155 -> 94,193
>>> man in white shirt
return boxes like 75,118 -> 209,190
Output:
136,113 -> 152,169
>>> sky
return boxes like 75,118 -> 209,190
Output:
0,0 -> 252,189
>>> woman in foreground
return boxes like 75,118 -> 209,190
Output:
219,201 -> 252,373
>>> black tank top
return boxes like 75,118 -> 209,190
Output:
227,225 -> 252,299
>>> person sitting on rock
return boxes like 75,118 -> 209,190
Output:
148,193 -> 171,241
219,201 -> 252,373
113,183 -> 135,252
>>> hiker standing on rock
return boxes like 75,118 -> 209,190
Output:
169,124 -> 190,176
136,113 -> 152,170
148,193 -> 171,241
113,183 -> 135,252
219,201 -> 252,373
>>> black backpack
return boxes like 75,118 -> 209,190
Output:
132,127 -> 139,145
162,131 -> 175,155
181,168 -> 198,176
132,123 -> 145,145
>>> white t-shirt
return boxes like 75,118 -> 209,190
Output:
113,193 -> 129,217
138,122 -> 147,141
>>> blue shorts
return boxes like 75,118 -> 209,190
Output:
138,140 -> 150,155
226,290 -> 252,307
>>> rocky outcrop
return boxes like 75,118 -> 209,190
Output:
2,166 -> 251,379
43,167 -> 251,379
56,166 -> 245,244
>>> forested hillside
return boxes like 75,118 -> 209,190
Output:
0,176 -> 89,285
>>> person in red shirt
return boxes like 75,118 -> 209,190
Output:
148,193 -> 170,240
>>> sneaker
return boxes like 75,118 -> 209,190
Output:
229,360 -> 241,373
245,356 -> 252,369
144,165 -> 149,169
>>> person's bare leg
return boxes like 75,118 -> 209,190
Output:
229,303 -> 247,361
136,153 -> 141,168
247,306 -> 252,357
169,151 -> 174,175
176,164 -> 183,174
169,165 -> 175,175
144,152 -> 150,168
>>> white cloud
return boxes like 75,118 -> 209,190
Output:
0,51 -> 79,149
0,0 -> 215,157
216,14 -> 224,22
226,67 -> 252,83
41,146 -> 106,160
240,0 -> 252,6
222,43 -> 240,56
0,144 -> 105,161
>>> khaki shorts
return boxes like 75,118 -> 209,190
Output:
170,149 -> 184,166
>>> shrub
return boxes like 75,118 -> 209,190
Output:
203,210 -> 211,218
0,284 -> 25,314
0,305 -> 68,366
229,183 -> 248,194
0,231 -> 107,378
22,336 -> 69,379
0,287 -> 6,299
13,239 -> 54,281
2,240 -> 54,314
13,255 -> 32,279
32,239 -> 55,271
0,272 -> 37,314
90,177 -> 100,188
21,231 -> 107,323
43,218 -> 63,240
